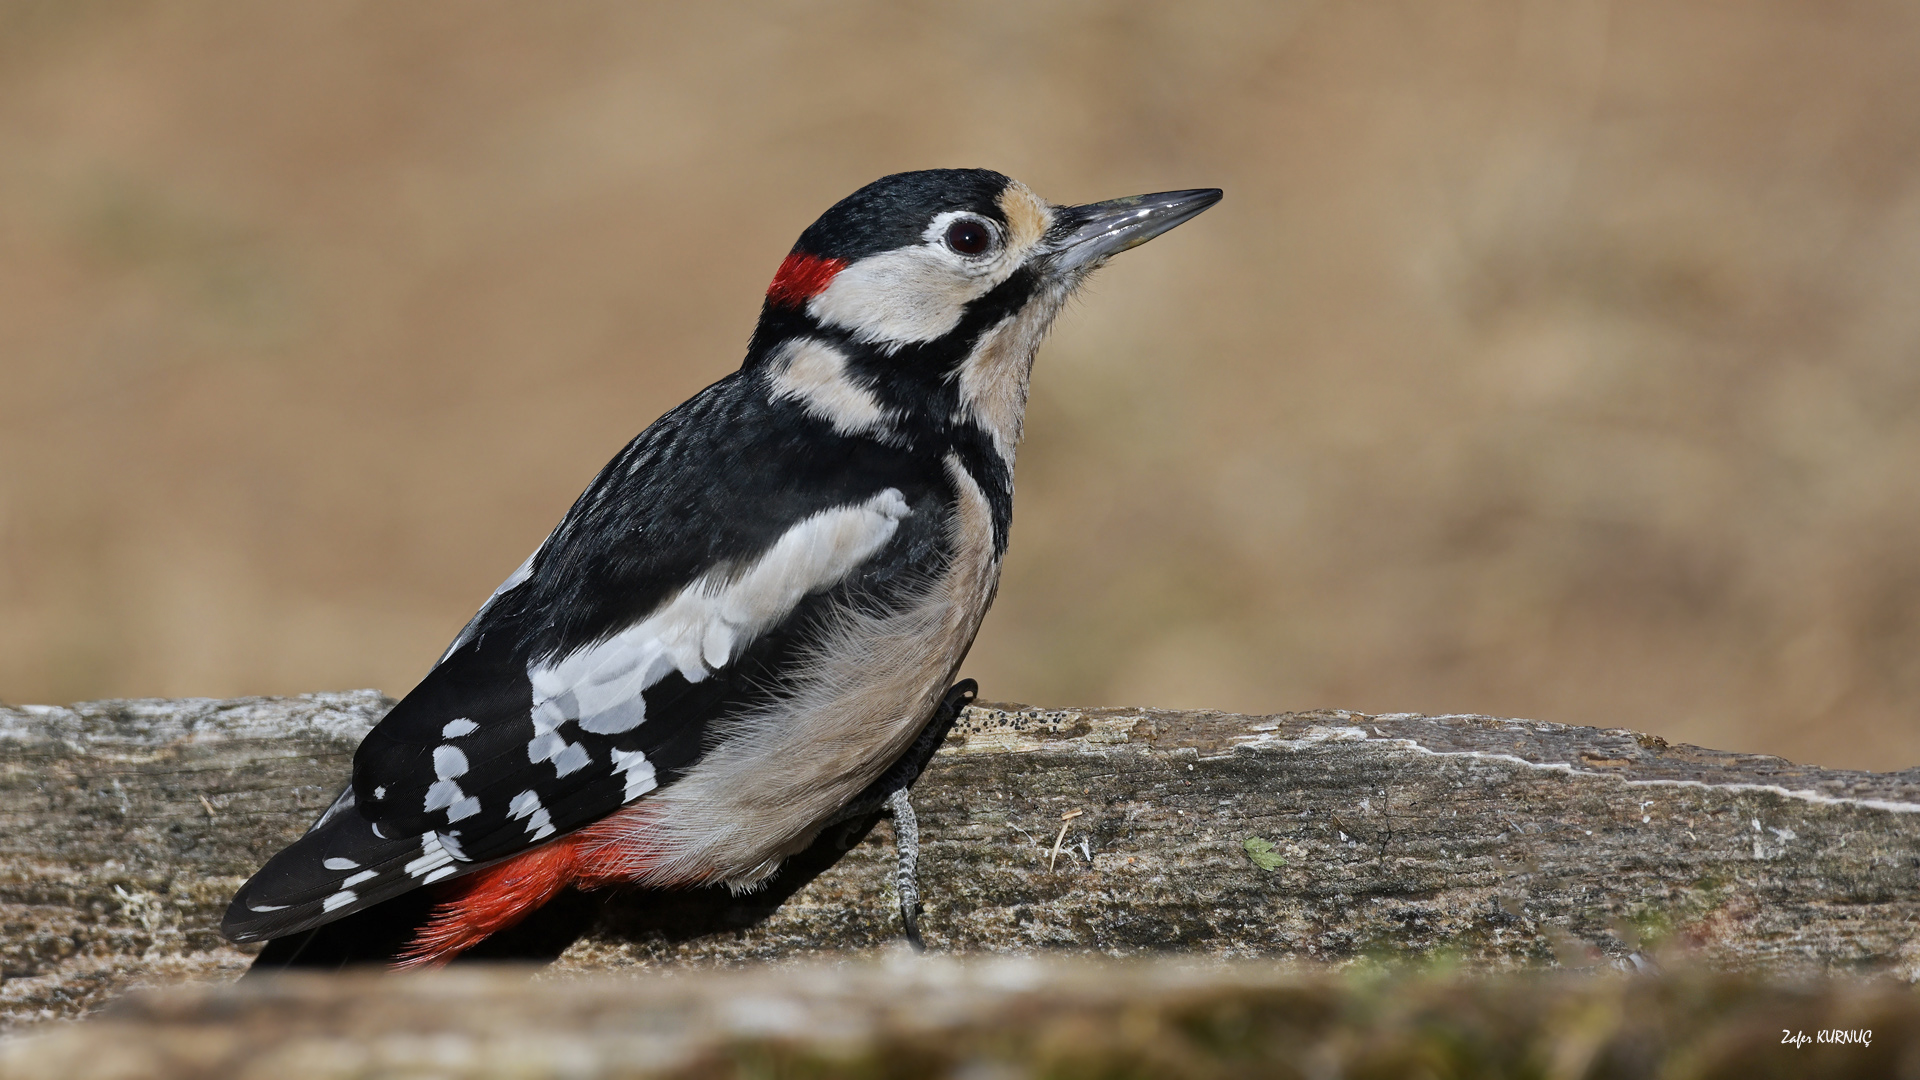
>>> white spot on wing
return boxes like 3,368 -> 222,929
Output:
612,748 -> 658,803
552,741 -> 591,778
442,718 -> 479,739
524,488 -> 911,751
247,902 -> 288,913
322,889 -> 358,912
528,729 -> 568,761
424,778 -> 466,813
433,745 -> 469,779
340,869 -> 379,888
509,789 -> 557,841
447,795 -> 482,822
406,834 -> 457,877
322,857 -> 361,871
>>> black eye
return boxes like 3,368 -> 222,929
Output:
944,219 -> 992,256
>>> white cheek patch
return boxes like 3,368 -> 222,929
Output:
767,337 -> 894,436
521,488 -> 913,788
808,246 -> 986,348
806,192 -> 1055,351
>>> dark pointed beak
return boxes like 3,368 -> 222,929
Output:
1049,188 -> 1223,273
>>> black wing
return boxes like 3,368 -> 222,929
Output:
224,371 -> 949,942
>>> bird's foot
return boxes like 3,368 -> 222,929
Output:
886,786 -> 925,951
821,678 -> 975,948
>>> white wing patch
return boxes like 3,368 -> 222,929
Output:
767,337 -> 894,436
515,487 -> 911,795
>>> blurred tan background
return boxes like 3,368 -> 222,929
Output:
4,1 -> 1919,770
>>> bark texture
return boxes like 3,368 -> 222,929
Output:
5,960 -> 1916,1079
4,691 -> 1919,1033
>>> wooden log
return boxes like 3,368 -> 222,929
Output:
5,960 -> 1916,1079
5,691 -> 1919,1031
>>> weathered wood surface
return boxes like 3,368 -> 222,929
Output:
4,959 -> 1914,1079
4,691 -> 1919,1032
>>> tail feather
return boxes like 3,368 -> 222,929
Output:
224,785 -> 472,944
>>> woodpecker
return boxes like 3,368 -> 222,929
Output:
224,169 -> 1221,966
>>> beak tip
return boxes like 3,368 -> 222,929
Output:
1053,186 -> 1225,268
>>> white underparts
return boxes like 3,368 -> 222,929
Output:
515,487 -> 913,802
767,337 -> 894,436
593,455 -> 1003,892
953,276 -> 1075,466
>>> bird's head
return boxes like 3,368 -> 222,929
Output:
747,169 -> 1221,455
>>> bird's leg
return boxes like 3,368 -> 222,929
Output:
822,678 -> 976,950
885,786 -> 924,949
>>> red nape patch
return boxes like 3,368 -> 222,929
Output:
766,251 -> 847,307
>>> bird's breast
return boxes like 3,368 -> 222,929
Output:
588,452 -> 1005,890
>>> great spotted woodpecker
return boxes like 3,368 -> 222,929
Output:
223,169 -> 1221,966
